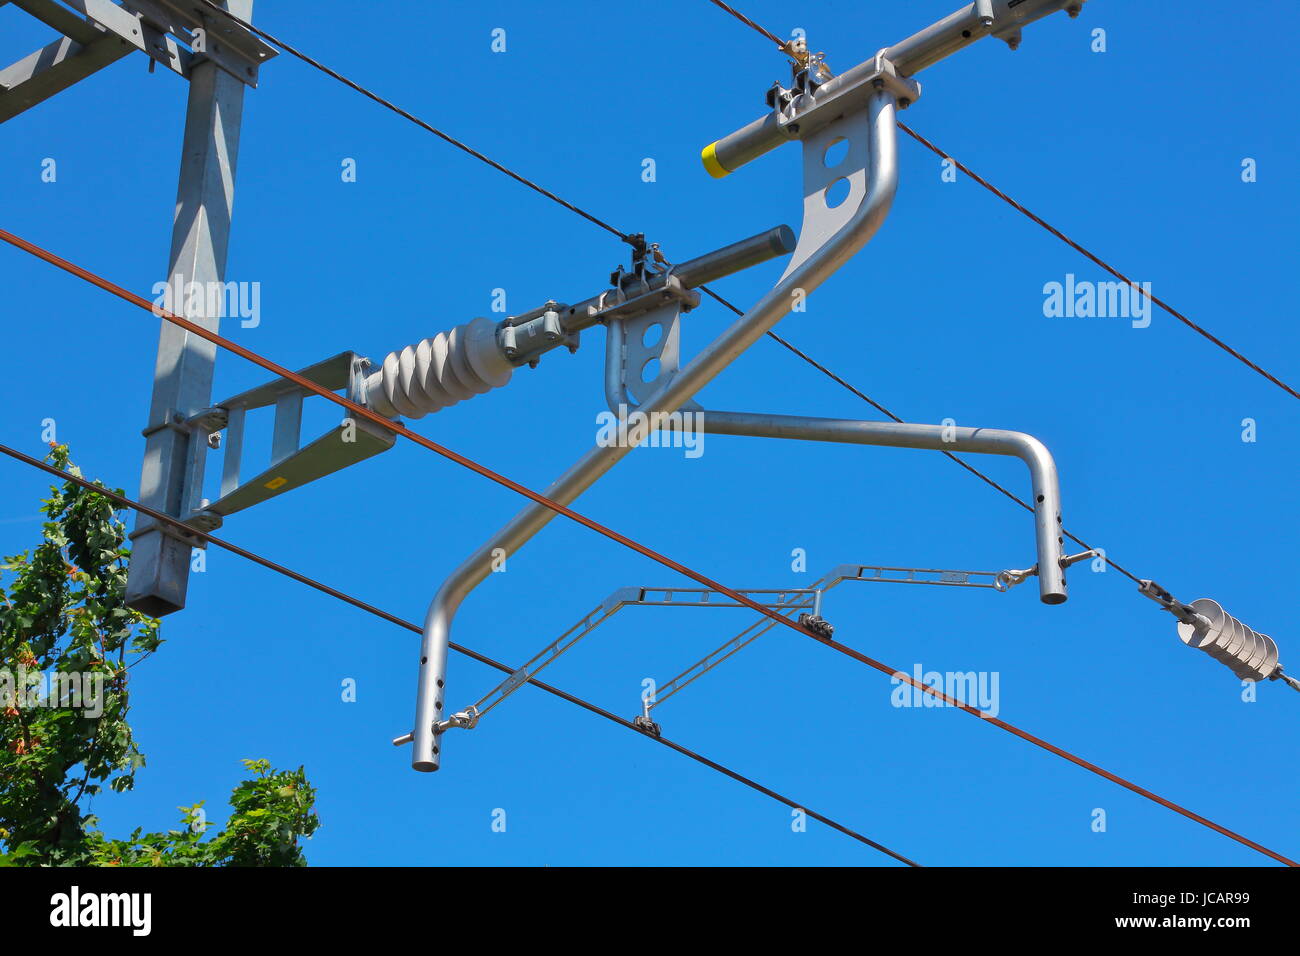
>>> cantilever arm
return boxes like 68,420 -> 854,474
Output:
404,90 -> 902,772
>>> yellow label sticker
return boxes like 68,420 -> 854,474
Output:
264,476 -> 288,490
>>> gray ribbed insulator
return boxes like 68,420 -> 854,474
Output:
363,316 -> 512,420
1177,598 -> 1280,682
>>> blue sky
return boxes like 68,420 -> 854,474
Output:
1,0 -> 1296,866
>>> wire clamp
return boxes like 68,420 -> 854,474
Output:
588,272 -> 700,327
1137,579 -> 1201,625
632,697 -> 662,737
798,612 -> 835,640
434,708 -> 480,734
762,50 -> 919,145
390,707 -> 479,747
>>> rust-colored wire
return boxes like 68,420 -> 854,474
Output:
0,441 -> 918,866
705,0 -> 797,59
805,629 -> 1296,866
2,227 -> 1293,866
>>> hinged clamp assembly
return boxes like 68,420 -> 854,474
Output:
996,550 -> 1100,591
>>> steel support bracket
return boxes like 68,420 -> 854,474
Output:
60,0 -> 195,79
184,351 -> 397,533
601,272 -> 701,409
128,405 -> 217,547
120,0 -> 277,85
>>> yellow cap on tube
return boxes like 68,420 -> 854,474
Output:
701,141 -> 730,179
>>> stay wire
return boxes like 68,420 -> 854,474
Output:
705,0 -> 791,53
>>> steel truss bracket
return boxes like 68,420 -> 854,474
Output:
180,351 -> 396,533
418,559 -> 1016,743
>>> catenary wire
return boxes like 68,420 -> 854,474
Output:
2,232 -> 1293,866
0,440 -> 919,866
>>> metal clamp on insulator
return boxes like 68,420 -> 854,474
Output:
501,302 -> 579,367
1138,578 -> 1201,625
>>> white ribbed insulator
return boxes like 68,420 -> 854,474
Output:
363,316 -> 513,420
1178,598 -> 1280,682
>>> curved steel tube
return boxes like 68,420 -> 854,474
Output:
409,91 -> 901,771
685,411 -> 1067,604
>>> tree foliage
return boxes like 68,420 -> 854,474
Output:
0,445 -> 317,866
